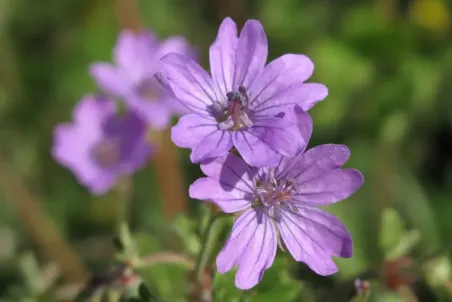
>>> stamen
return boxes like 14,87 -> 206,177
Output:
219,86 -> 253,131
255,171 -> 297,221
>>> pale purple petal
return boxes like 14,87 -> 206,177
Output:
294,169 -> 363,205
288,144 -> 352,183
171,113 -> 218,148
116,111 -> 152,173
295,83 -> 329,111
114,30 -> 157,81
199,154 -> 255,192
171,110 -> 233,162
233,117 -> 303,167
190,129 -> 233,163
53,96 -> 152,195
209,17 -> 238,97
161,53 -> 220,115
52,124 -> 118,195
72,95 -> 116,135
89,63 -> 131,97
274,106 -> 313,177
127,96 -> 172,130
216,209 -> 277,290
189,178 -> 252,213
249,54 -> 314,113
233,20 -> 268,89
277,205 -> 352,275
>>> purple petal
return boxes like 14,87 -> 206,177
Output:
117,111 -> 153,173
89,63 -> 130,97
233,20 -> 268,89
294,169 -> 363,205
189,178 -> 252,213
113,30 -> 157,81
126,96 -> 173,130
161,53 -> 220,115
171,113 -> 222,147
295,83 -> 328,111
216,209 -> 277,290
277,205 -> 352,275
199,154 -> 255,192
289,144 -> 352,183
155,36 -> 195,61
190,129 -> 233,163
249,54 -> 315,113
52,124 -> 118,195
209,17 -> 238,97
72,95 -> 116,135
233,117 -> 303,167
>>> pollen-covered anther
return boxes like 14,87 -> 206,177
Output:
218,86 -> 253,131
255,174 -> 297,220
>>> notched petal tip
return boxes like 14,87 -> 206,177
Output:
344,168 -> 365,192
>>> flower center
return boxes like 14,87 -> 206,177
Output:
218,86 -> 253,131
136,78 -> 160,102
90,138 -> 121,168
255,169 -> 297,220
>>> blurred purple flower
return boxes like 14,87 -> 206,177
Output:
90,30 -> 194,130
161,17 -> 327,167
52,95 -> 152,195
189,107 -> 363,289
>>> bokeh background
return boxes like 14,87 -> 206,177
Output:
1,0 -> 452,301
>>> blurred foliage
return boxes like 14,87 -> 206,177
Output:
0,0 -> 452,301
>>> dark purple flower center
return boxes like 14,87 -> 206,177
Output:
218,86 -> 252,131
255,169 -> 297,220
90,138 -> 121,168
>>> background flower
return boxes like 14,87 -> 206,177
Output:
90,30 -> 194,130
52,95 -> 152,195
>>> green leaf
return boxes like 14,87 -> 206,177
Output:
133,233 -> 186,302
387,229 -> 420,260
113,235 -> 125,253
423,255 -> 452,288
171,215 -> 201,256
250,257 -> 302,302
212,269 -> 245,302
379,208 -> 406,258
212,256 -> 302,302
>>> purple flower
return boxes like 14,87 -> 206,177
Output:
161,17 -> 327,167
90,30 -> 194,130
189,108 -> 363,289
52,95 -> 152,195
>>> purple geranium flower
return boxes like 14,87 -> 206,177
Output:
189,107 -> 363,289
52,95 -> 152,195
90,30 -> 194,130
161,17 -> 327,167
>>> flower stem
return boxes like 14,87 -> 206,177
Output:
194,212 -> 223,283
